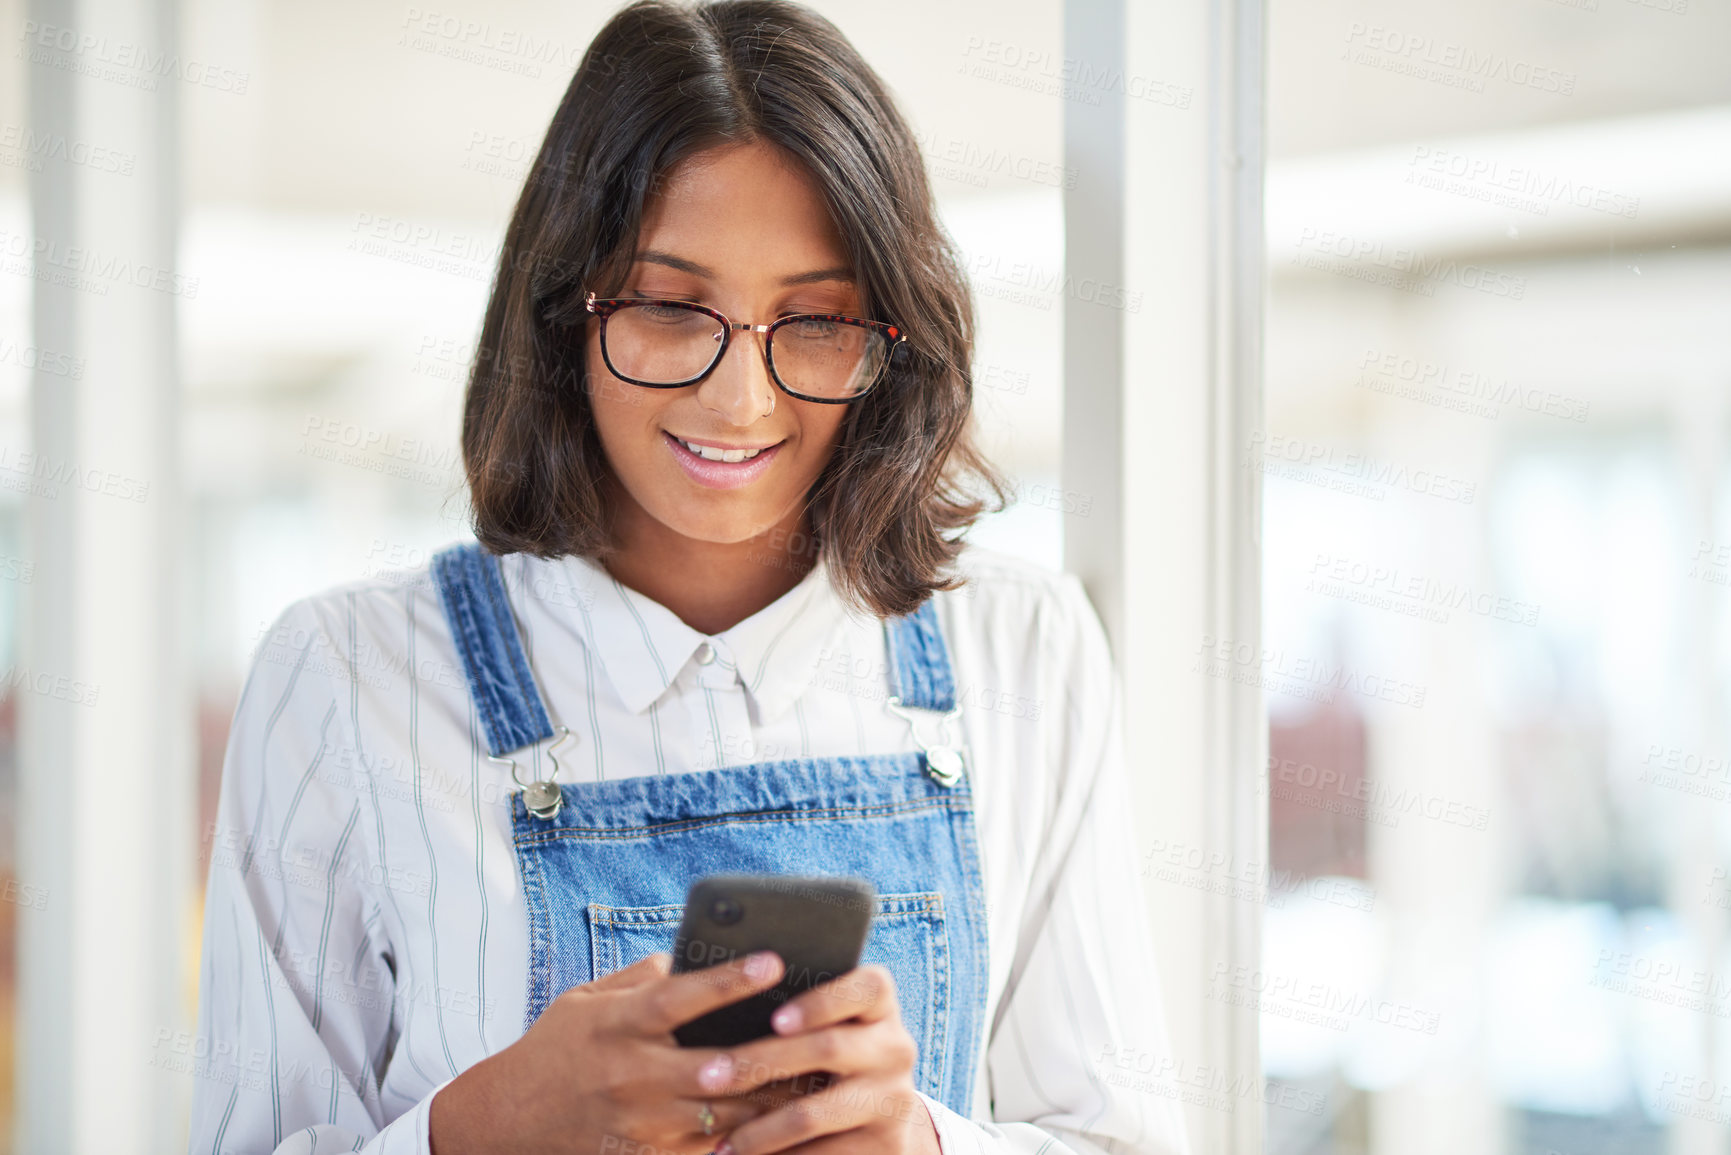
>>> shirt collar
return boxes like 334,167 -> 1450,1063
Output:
535,548 -> 863,723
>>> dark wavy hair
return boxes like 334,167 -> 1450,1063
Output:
461,0 -> 1009,618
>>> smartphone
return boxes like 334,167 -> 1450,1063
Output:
669,874 -> 875,1047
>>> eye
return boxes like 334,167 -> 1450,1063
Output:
780,316 -> 844,340
634,303 -> 710,327
623,289 -> 703,306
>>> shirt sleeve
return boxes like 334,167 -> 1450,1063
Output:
187,597 -> 438,1155
919,574 -> 1190,1155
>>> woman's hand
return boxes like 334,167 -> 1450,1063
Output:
703,965 -> 942,1155
429,949 -> 793,1155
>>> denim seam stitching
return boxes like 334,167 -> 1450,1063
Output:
515,796 -> 554,1032
433,545 -> 554,757
432,548 -> 512,757
474,549 -> 555,750
512,797 -> 972,844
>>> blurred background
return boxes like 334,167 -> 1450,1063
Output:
1259,4 -> 1731,1154
0,0 -> 1725,1151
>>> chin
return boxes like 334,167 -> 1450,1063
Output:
657,502 -> 787,547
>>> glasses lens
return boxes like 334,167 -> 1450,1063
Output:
770,318 -> 888,400
604,303 -> 725,384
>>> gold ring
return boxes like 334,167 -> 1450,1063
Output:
698,1100 -> 717,1137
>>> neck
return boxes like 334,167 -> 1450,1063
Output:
602,491 -> 818,636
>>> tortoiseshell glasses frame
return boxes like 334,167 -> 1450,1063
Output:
584,292 -> 906,404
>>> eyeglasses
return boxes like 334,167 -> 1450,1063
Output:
584,293 -> 905,404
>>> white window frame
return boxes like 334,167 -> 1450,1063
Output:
19,0 -> 192,1151
1063,1 -> 1266,1150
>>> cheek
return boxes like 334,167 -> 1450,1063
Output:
798,406 -> 850,464
585,338 -> 618,416
585,339 -> 648,438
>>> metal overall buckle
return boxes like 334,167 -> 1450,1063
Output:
884,697 -> 966,786
489,725 -> 572,820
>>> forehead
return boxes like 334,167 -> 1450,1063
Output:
635,141 -> 853,278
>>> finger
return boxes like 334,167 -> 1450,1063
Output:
769,964 -> 898,1035
723,1019 -> 905,1089
748,1114 -> 931,1155
747,1131 -> 854,1155
723,1074 -> 911,1155
657,1075 -> 837,1143
712,1082 -> 802,1122
632,950 -> 786,1037
587,951 -> 673,993
734,1074 -> 830,1102
721,1071 -> 832,1110
642,1092 -> 765,1141
588,1008 -> 812,1114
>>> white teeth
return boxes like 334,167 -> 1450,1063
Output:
679,438 -> 763,463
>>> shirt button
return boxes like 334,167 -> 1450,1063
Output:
696,642 -> 716,666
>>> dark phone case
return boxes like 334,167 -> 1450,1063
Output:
670,874 -> 875,1047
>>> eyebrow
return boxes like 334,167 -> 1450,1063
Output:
635,249 -> 855,287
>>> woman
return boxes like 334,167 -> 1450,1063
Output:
190,3 -> 1188,1154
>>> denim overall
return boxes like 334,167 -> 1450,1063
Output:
430,544 -> 989,1115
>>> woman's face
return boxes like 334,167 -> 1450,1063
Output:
585,140 -> 858,546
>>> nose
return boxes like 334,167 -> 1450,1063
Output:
694,326 -> 778,427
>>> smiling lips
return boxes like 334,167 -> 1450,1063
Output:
676,437 -> 769,463
664,431 -> 785,489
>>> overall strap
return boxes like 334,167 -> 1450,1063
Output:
431,543 -> 555,758
883,599 -> 957,712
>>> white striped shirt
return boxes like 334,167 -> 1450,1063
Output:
188,541 -> 1189,1155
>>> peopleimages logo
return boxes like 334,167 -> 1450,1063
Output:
0,226 -> 200,298
913,129 -> 1078,191
1405,146 -> 1640,221
1095,1044 -> 1328,1117
1194,632 -> 1427,710
958,36 -> 1194,110
1341,22 -> 1577,96
965,252 -> 1143,314
0,446 -> 151,503
1268,753 -> 1491,831
1246,431 -> 1478,505
1306,551 -> 1540,628
1291,227 -> 1526,300
1207,963 -> 1443,1035
19,20 -> 250,94
0,664 -> 100,708
0,123 -> 135,175
1355,348 -> 1590,423
0,335 -> 83,379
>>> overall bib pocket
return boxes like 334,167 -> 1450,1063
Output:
588,891 -> 952,1098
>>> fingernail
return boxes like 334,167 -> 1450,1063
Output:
715,1142 -> 735,1155
743,950 -> 780,982
771,1004 -> 800,1033
698,1055 -> 734,1091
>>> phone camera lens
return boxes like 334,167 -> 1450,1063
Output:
709,897 -> 743,925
